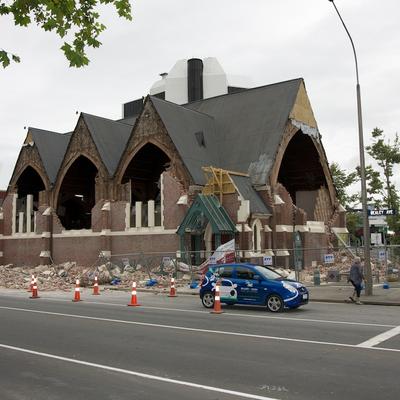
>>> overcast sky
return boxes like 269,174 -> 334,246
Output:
1,0 -> 399,191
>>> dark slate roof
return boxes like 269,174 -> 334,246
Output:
185,78 -> 302,185
30,128 -> 72,184
231,175 -> 271,215
150,96 -> 219,185
81,113 -> 133,176
116,116 -> 137,126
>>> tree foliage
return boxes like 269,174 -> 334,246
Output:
366,127 -> 400,209
0,0 -> 132,67
332,127 -> 400,243
329,162 -> 358,208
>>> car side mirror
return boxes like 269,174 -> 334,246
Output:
253,274 -> 262,281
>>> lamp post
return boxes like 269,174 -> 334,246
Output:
328,0 -> 372,295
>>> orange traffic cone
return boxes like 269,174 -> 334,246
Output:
168,277 -> 177,297
27,275 -> 35,292
210,282 -> 224,314
92,276 -> 100,295
127,281 -> 140,306
72,279 -> 82,302
29,280 -> 40,299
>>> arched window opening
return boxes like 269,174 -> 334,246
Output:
252,219 -> 262,252
278,131 -> 327,218
122,143 -> 170,227
15,166 -> 46,233
57,156 -> 98,230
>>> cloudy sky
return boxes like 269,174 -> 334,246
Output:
1,0 -> 399,190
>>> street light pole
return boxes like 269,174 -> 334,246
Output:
328,0 -> 373,295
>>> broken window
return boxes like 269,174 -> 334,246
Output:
57,156 -> 98,230
278,131 -> 327,217
121,143 -> 170,227
15,166 -> 46,233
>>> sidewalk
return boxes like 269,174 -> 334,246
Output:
306,284 -> 400,306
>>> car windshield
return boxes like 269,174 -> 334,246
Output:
254,265 -> 284,280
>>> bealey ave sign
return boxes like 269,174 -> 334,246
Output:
351,209 -> 396,216
368,209 -> 396,216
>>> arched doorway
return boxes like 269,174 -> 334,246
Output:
121,143 -> 170,227
15,166 -> 46,233
278,131 -> 328,217
57,156 -> 98,230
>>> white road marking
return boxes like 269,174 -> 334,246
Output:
1,306 -> 399,353
0,293 -> 394,328
0,343 -> 278,400
357,325 -> 400,348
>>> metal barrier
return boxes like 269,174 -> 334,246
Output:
90,245 -> 399,286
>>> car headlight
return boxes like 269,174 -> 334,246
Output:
282,282 -> 297,294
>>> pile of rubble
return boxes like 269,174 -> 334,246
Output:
0,260 -> 200,291
300,251 -> 392,283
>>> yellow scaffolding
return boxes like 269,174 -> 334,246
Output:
202,166 -> 248,204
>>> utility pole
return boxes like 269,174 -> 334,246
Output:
328,0 -> 372,295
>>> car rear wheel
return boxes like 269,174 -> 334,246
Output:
201,291 -> 215,308
266,294 -> 284,312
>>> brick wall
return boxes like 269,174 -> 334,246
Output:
3,238 -> 42,266
163,171 -> 187,229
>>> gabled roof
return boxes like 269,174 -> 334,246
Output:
230,175 -> 271,215
81,113 -> 133,176
185,78 -> 302,185
30,128 -> 72,184
177,194 -> 237,236
150,96 -> 219,185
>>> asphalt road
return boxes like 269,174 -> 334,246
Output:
0,289 -> 399,400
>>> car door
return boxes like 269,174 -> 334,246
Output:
233,266 -> 264,304
215,266 -> 238,303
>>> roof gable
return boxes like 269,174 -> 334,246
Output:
177,194 -> 236,236
29,128 -> 71,184
289,80 -> 318,129
81,113 -> 133,176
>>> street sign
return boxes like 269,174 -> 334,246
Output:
324,254 -> 335,264
263,255 -> 273,266
378,250 -> 386,261
209,256 -> 217,265
368,209 -> 396,216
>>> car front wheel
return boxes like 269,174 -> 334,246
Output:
201,291 -> 215,308
266,294 -> 284,312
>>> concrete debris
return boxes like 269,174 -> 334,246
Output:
1,250 -> 397,291
0,260 -> 201,291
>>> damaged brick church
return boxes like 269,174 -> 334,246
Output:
0,58 -> 347,268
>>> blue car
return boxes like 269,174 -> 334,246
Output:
200,263 -> 309,312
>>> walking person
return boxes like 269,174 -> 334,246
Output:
348,257 -> 365,305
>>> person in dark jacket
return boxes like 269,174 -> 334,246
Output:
348,257 -> 365,304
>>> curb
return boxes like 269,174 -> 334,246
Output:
103,286 -> 400,305
309,298 -> 400,306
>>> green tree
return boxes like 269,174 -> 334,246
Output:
0,0 -> 132,68
356,164 -> 384,207
329,162 -> 358,208
366,127 -> 400,210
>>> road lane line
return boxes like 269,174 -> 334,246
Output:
1,306 -> 400,353
0,343 -> 278,400
1,294 -> 394,329
357,326 -> 400,348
